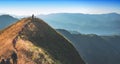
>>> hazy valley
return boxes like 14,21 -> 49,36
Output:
57,29 -> 120,64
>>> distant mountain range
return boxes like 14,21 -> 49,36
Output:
0,13 -> 120,35
0,15 -> 18,29
57,29 -> 120,64
38,13 -> 120,35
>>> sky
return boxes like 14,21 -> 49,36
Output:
0,0 -> 120,16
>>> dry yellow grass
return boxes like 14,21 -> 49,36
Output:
0,17 -> 85,64
0,18 -> 56,64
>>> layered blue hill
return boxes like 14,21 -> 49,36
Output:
57,29 -> 120,64
0,15 -> 18,29
39,13 -> 120,35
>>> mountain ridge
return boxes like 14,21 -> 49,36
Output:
0,17 -> 85,64
0,13 -> 120,35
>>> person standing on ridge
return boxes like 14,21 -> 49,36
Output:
32,14 -> 34,22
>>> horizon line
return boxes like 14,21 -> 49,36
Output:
0,12 -> 120,16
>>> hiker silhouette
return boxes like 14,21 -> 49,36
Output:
32,14 -> 34,22
11,51 -> 18,64
6,58 -> 11,64
0,59 -> 5,64
32,14 -> 34,19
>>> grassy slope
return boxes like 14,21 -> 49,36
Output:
22,18 -> 85,64
0,17 -> 85,64
0,18 -> 56,64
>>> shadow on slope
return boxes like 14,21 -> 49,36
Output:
0,17 -> 85,64
57,29 -> 120,64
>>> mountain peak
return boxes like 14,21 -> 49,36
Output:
0,17 -> 85,64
